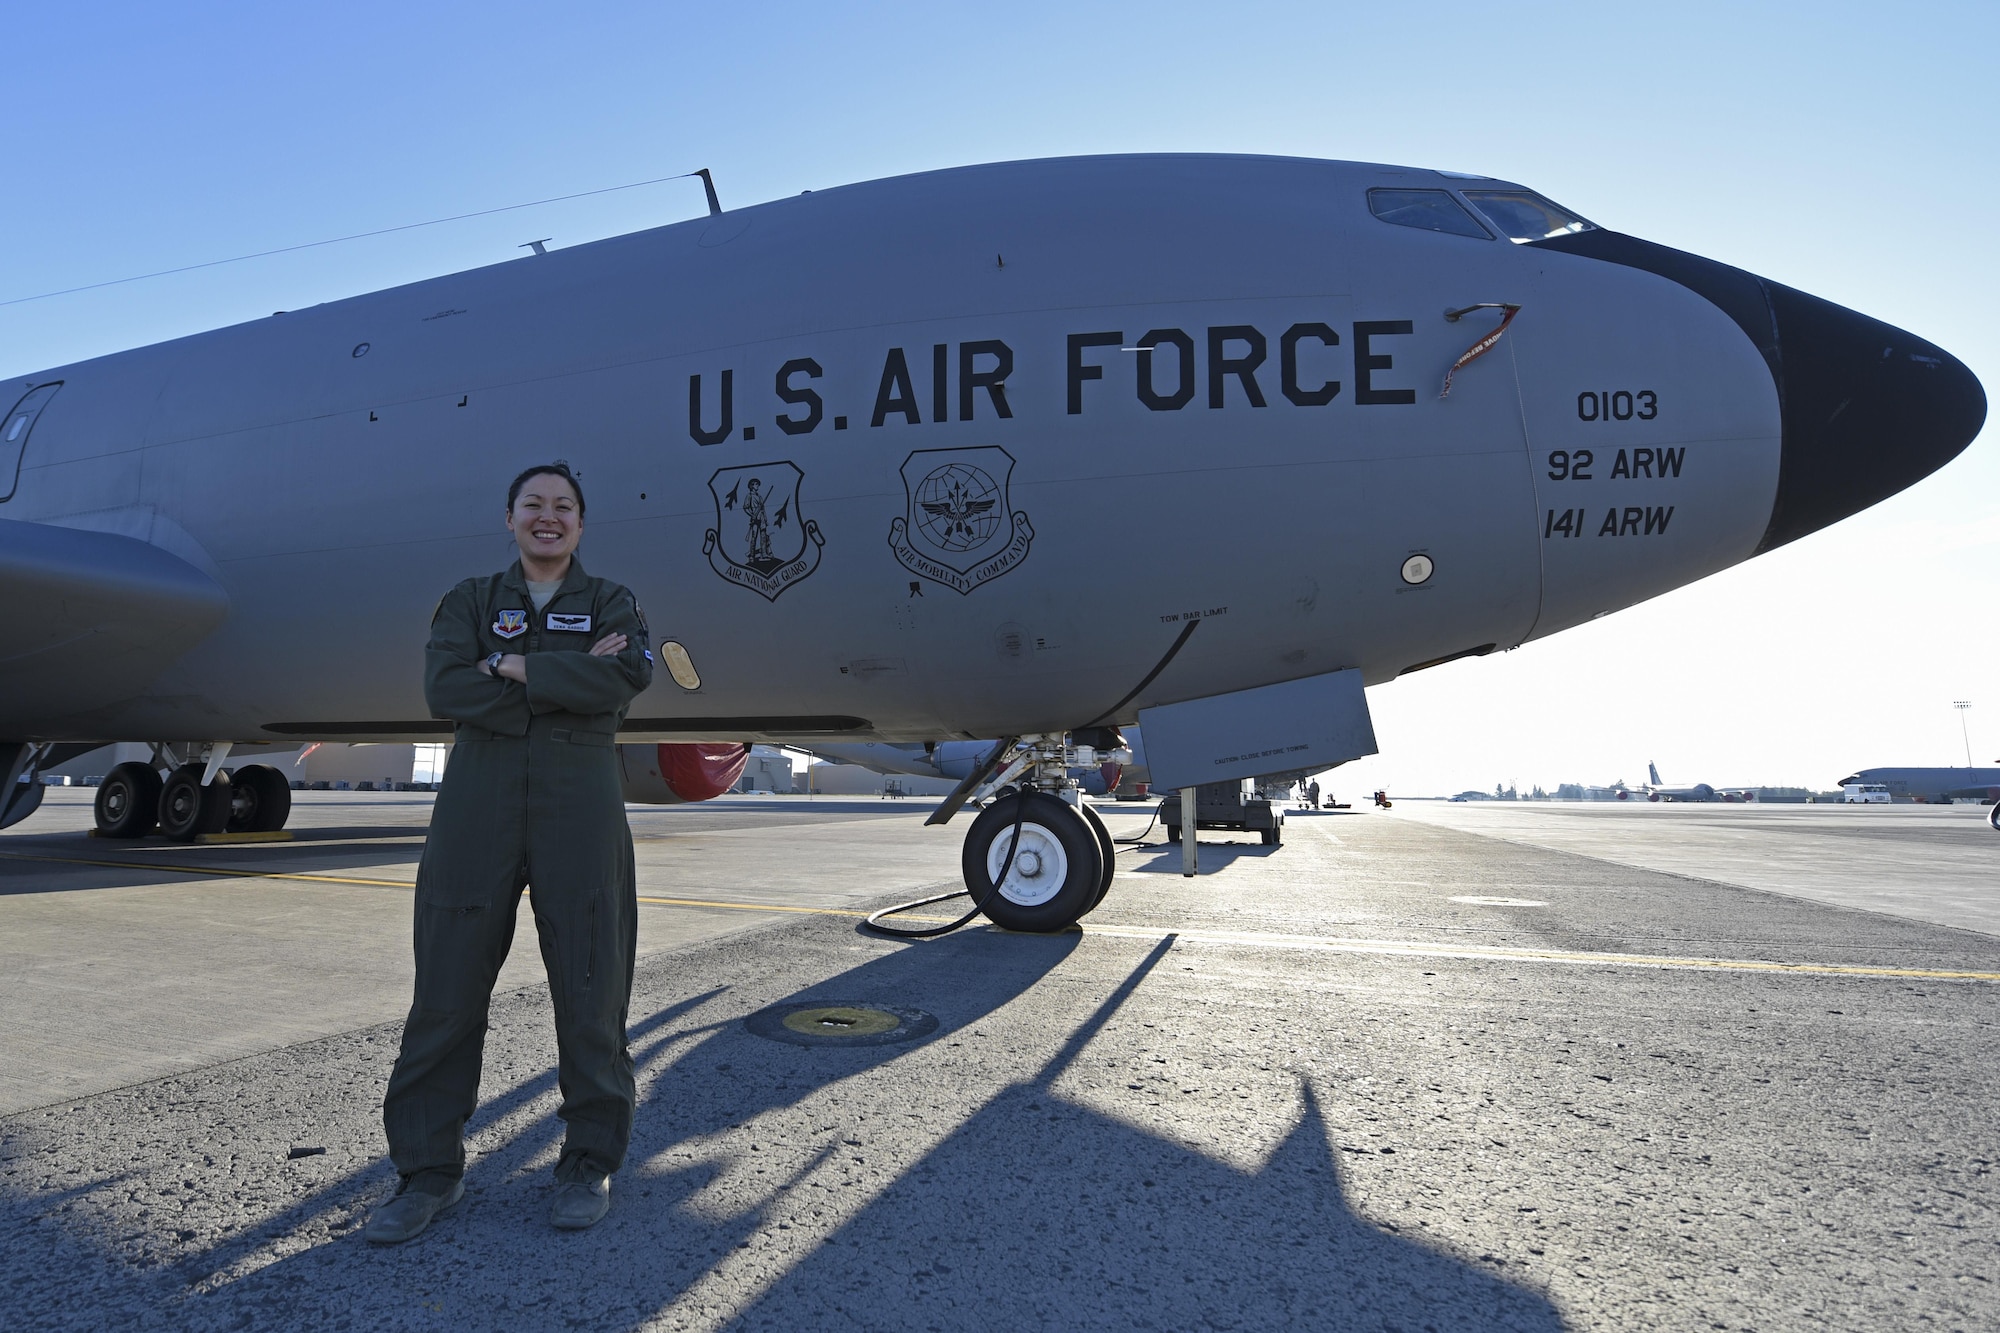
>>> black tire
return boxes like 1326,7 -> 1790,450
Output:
1260,826 -> 1279,846
962,790 -> 1104,933
158,764 -> 231,840
227,764 -> 293,833
1079,801 -> 1116,914
95,762 -> 161,838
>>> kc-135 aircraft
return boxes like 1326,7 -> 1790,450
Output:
1,154 -> 1985,930
1640,761 -> 1742,803
1834,765 -> 2000,804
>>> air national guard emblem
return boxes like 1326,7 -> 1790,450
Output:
889,446 -> 1034,595
491,609 -> 527,639
703,461 -> 825,601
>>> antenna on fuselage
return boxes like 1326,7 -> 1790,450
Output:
693,168 -> 721,216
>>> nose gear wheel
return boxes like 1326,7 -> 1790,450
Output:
1079,801 -> 1116,913
987,818 -> 1069,906
962,791 -> 1103,933
865,732 -> 1118,938
864,789 -> 1108,937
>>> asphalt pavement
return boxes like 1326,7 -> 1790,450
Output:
1,791 -> 1995,1331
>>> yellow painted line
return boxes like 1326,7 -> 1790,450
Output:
18,847 -> 1982,978
638,894 -> 851,915
88,829 -> 296,844
637,895 -> 966,924
1080,923 -> 2000,982
0,849 -> 413,889
0,850 -> 961,921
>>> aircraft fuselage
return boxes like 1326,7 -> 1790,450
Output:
1,155 -> 1981,746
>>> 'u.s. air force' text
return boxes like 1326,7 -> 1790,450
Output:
684,323 -> 1432,445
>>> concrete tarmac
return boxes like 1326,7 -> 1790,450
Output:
1,791 -> 1996,1331
1396,799 -> 2000,936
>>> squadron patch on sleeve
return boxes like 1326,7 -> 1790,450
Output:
548,612 -> 593,633
492,609 -> 528,639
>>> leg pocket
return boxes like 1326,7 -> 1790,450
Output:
410,897 -> 520,1015
530,889 -> 610,1010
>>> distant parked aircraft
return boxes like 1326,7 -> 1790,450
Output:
1833,766 -> 2000,805
1643,762 -> 1719,801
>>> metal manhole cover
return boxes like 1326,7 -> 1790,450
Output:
745,1003 -> 939,1047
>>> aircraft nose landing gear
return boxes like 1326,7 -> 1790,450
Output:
963,787 -> 1103,932
866,731 -> 1125,937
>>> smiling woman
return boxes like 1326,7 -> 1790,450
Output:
367,458 -> 656,1245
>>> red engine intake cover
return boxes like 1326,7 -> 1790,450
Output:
659,742 -> 750,803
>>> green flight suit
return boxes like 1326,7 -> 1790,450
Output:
383,556 -> 654,1185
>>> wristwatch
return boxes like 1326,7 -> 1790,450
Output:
485,651 -> 506,675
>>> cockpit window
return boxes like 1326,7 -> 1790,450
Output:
1460,190 -> 1594,242
1367,188 -> 1491,240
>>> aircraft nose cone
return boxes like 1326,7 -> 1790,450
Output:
1759,285 -> 1986,551
1529,230 -> 1985,552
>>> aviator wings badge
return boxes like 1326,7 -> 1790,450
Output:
888,447 -> 1034,595
702,461 -> 824,601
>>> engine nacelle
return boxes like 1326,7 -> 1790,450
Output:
617,742 -> 750,804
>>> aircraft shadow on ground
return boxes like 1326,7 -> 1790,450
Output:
0,925 -> 1564,1331
731,1080 -> 1562,1331
724,935 -> 1566,1331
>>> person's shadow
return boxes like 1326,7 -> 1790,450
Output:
10,926 -> 1566,1331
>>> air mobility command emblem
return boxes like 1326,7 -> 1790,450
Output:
492,609 -> 528,639
703,461 -> 825,601
889,446 -> 1033,595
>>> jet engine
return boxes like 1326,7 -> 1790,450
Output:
617,742 -> 750,804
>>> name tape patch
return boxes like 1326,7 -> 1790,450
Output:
548,613 -> 593,633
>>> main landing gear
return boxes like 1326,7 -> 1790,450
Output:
953,732 -> 1125,934
94,744 -> 294,841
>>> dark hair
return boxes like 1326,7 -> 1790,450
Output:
506,462 -> 585,516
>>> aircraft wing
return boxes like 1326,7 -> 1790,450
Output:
0,518 -> 230,730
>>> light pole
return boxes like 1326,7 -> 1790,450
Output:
1954,701 -> 1973,768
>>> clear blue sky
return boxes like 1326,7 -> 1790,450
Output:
6,1 -> 1995,793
